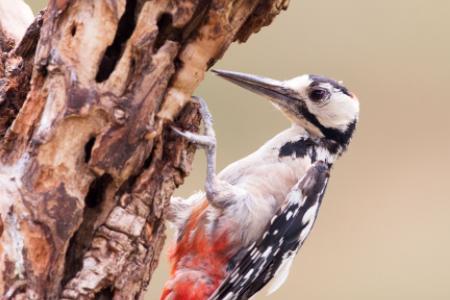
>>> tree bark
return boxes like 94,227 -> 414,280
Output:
0,0 -> 289,299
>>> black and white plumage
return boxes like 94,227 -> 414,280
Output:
162,69 -> 359,300
209,162 -> 330,300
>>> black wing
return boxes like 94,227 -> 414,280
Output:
209,161 -> 330,300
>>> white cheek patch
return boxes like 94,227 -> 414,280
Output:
310,94 -> 359,131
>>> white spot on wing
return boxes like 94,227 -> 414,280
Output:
244,269 -> 254,280
262,247 -> 272,258
247,242 -> 256,250
223,292 -> 235,300
230,271 -> 240,283
300,200 -> 320,240
285,211 -> 293,220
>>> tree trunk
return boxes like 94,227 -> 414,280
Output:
0,0 -> 289,299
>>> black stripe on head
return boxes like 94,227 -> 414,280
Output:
309,75 -> 352,97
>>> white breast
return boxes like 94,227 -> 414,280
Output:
211,126 -> 316,245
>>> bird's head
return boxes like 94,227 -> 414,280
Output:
212,69 -> 359,148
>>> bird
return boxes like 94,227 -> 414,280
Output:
160,69 -> 360,300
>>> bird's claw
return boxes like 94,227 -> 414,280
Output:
171,126 -> 216,149
171,96 -> 216,149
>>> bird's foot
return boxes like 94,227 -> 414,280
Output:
172,96 -> 216,150
172,96 -> 227,208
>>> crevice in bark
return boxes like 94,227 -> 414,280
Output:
112,138 -> 159,200
94,286 -> 114,300
173,57 -> 183,71
61,234 -> 83,287
84,136 -> 96,163
96,0 -> 138,82
62,173 -> 114,285
151,217 -> 163,236
153,13 -> 182,51
70,23 -> 77,37
37,63 -> 48,77
85,174 -> 112,208
143,149 -> 156,170
114,147 -> 156,204
180,0 -> 212,43
116,174 -> 138,201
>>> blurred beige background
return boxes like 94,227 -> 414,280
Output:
29,1 -> 450,299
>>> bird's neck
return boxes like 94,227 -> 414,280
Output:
263,124 -> 343,165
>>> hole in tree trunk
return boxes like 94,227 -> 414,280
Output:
94,286 -> 114,300
84,136 -> 96,163
174,57 -> 183,70
70,23 -> 77,36
143,152 -> 154,169
153,13 -> 182,51
62,173 -> 114,285
38,64 -> 48,77
85,174 -> 112,208
95,0 -> 138,82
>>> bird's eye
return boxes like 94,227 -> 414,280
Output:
308,89 -> 329,102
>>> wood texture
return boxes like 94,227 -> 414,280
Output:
0,0 -> 289,299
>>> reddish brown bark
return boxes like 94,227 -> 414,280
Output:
0,0 -> 289,299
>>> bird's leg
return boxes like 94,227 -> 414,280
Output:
172,96 -> 217,193
172,96 -> 239,209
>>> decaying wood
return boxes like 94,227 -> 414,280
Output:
0,0 -> 38,140
0,12 -> 43,140
0,0 -> 289,299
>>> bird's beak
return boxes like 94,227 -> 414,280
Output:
211,69 -> 300,109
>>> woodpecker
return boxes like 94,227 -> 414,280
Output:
161,69 -> 359,300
